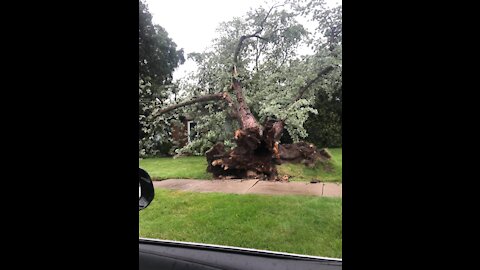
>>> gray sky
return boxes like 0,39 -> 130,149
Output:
145,0 -> 341,80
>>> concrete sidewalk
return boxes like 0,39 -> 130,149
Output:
153,179 -> 342,197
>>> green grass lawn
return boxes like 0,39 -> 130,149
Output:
278,148 -> 342,182
139,156 -> 211,180
140,189 -> 342,258
139,148 -> 342,182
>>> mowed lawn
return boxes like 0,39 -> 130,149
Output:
139,148 -> 341,182
140,156 -> 211,180
139,189 -> 342,258
278,148 -> 342,182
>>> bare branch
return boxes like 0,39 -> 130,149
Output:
294,66 -> 334,101
155,92 -> 238,116
259,3 -> 285,31
252,34 -> 268,41
233,35 -> 248,66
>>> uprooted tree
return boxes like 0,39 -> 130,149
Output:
143,0 -> 342,180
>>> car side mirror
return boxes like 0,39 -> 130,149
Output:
139,168 -> 154,211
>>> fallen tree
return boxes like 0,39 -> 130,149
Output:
153,1 -> 341,180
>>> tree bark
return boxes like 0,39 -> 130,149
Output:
231,79 -> 259,130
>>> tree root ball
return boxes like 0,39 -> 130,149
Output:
205,121 -> 329,181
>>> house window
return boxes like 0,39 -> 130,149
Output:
187,121 -> 197,143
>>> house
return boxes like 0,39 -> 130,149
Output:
171,115 -> 197,148
169,113 -> 234,153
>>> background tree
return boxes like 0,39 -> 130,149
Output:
305,85 -> 342,147
139,0 -> 184,86
303,1 -> 342,148
139,0 -> 185,157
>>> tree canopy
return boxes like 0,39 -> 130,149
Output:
140,0 -> 342,157
139,0 -> 184,85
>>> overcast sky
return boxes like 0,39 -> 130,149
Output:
145,0 -> 341,80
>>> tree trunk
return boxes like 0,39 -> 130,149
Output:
205,76 -> 280,180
